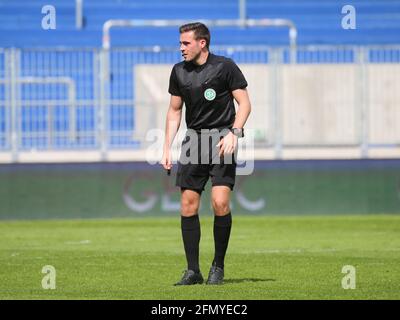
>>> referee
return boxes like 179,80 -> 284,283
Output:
161,22 -> 251,285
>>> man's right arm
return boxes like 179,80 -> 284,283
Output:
161,95 -> 183,170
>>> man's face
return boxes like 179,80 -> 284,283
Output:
180,31 -> 205,62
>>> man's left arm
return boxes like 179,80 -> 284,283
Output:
217,88 -> 252,156
232,88 -> 251,130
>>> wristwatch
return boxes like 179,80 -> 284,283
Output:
231,128 -> 244,138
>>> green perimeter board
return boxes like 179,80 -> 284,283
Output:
0,160 -> 399,219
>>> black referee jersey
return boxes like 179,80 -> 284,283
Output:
168,53 -> 248,131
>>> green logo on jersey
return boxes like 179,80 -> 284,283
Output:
204,88 -> 216,101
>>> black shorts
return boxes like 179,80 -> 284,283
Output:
176,129 -> 237,194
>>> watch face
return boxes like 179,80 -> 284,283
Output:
233,129 -> 244,137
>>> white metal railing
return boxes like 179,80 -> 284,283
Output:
1,45 -> 400,163
0,76 -> 77,161
75,0 -> 83,29
239,0 -> 247,23
100,18 -> 297,159
102,19 -> 297,62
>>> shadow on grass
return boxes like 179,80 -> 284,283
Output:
224,278 -> 276,284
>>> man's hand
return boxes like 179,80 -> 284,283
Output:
161,149 -> 172,170
216,131 -> 238,157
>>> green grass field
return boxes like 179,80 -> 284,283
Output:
0,215 -> 399,300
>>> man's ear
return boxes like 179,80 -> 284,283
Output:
199,39 -> 207,49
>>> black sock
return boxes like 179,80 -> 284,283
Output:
213,212 -> 232,269
181,215 -> 201,273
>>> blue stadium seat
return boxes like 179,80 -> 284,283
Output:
0,0 -> 399,47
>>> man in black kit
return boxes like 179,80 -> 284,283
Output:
161,22 -> 251,285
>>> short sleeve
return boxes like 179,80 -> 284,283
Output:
224,59 -> 248,91
168,66 -> 182,96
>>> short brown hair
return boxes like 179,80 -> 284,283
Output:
179,22 -> 210,49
